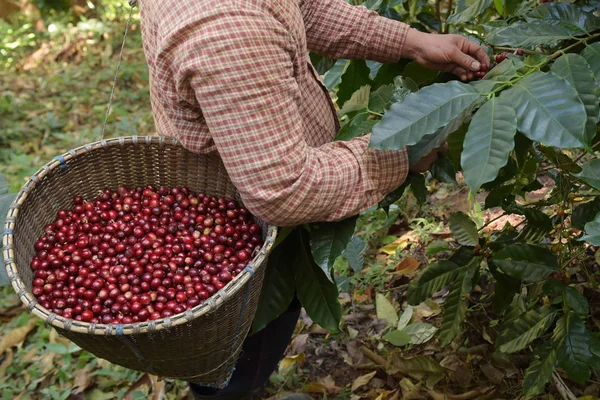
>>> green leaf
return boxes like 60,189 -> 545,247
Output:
370,81 -> 480,150
251,234 -> 296,333
505,71 -> 587,149
528,2 -> 600,33
461,95 -> 517,193
447,0 -> 492,24
487,21 -> 576,48
409,173 -> 427,205
376,293 -> 399,327
323,59 -> 349,91
438,262 -> 477,347
582,213 -> 600,245
488,262 -> 520,313
540,147 -> 582,174
379,180 -> 410,209
402,322 -> 438,344
590,333 -> 600,372
430,155 -> 457,184
572,198 -> 600,230
295,231 -> 342,331
344,237 -> 367,274
384,330 -> 411,347
407,261 -> 461,305
523,343 -> 557,396
426,240 -> 451,255
337,60 -> 373,107
493,0 -> 503,15
335,113 -> 378,142
576,159 -> 600,190
551,54 -> 599,145
407,108 -> 473,166
369,84 -> 395,113
372,61 -> 409,88
447,124 -> 467,171
485,58 -> 525,83
563,286 -> 589,317
397,306 -> 414,330
338,85 -> 371,116
310,216 -> 358,281
494,244 -> 558,282
553,311 -> 591,383
582,43 -> 600,83
497,306 -> 557,353
448,212 -> 478,246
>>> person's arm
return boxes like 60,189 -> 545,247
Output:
299,0 -> 490,81
299,0 -> 410,63
165,6 -> 409,227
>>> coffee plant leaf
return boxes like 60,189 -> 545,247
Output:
407,261 -> 462,305
338,85 -> 371,116
461,94 -> 517,193
370,81 -> 480,151
447,0 -> 492,25
486,20 -> 577,48
430,154 -> 457,183
408,173 -> 427,205
581,213 -> 600,246
572,198 -> 600,230
343,236 -> 367,274
488,262 -> 520,313
563,286 -> 589,317
407,107 -> 474,166
575,158 -> 600,190
509,71 -> 588,149
494,244 -> 558,282
582,42 -> 600,83
334,113 -> 378,142
485,58 -> 525,83
369,84 -> 395,113
438,261 -> 477,346
448,212 -> 478,246
401,322 -> 438,345
295,231 -> 342,331
553,311 -> 592,383
251,231 -> 297,333
323,59 -> 349,91
540,147 -> 582,174
446,124 -> 468,171
527,2 -> 599,33
497,306 -> 557,353
590,333 -> 600,372
523,342 -> 557,396
337,60 -> 373,107
384,330 -> 411,347
310,215 -> 358,281
379,180 -> 410,209
551,53 -> 599,145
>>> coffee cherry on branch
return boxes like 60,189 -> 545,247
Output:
494,53 -> 507,63
29,186 -> 264,323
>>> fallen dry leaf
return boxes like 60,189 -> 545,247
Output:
149,375 -> 165,400
289,333 -> 309,355
351,370 -> 377,392
278,353 -> 305,375
73,366 -> 93,394
399,377 -> 422,400
0,320 -> 37,355
375,390 -> 398,400
304,382 -> 328,394
480,363 -> 504,385
413,300 -> 441,320
395,258 -> 421,275
0,348 -> 13,379
376,293 -> 399,327
39,352 -> 55,375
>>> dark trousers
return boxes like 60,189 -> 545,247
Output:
190,297 -> 302,399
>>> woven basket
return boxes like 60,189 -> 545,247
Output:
2,136 -> 277,386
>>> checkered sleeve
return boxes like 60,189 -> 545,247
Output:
299,0 -> 410,63
166,6 -> 408,226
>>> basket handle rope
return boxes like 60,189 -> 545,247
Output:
100,0 -> 137,141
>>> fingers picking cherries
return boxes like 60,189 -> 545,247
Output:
30,186 -> 263,323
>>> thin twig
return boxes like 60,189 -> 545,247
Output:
444,0 -> 454,33
360,346 -> 387,367
490,46 -> 546,55
553,371 -> 577,400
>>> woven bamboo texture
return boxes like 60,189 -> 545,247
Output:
2,136 -> 277,386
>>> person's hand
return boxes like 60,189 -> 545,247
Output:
403,30 -> 490,81
409,144 -> 448,173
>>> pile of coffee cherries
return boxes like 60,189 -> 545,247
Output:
29,186 -> 263,324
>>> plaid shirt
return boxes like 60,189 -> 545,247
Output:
139,0 -> 410,226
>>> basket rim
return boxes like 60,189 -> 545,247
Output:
2,135 -> 278,336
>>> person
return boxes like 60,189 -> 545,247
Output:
137,0 -> 489,398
